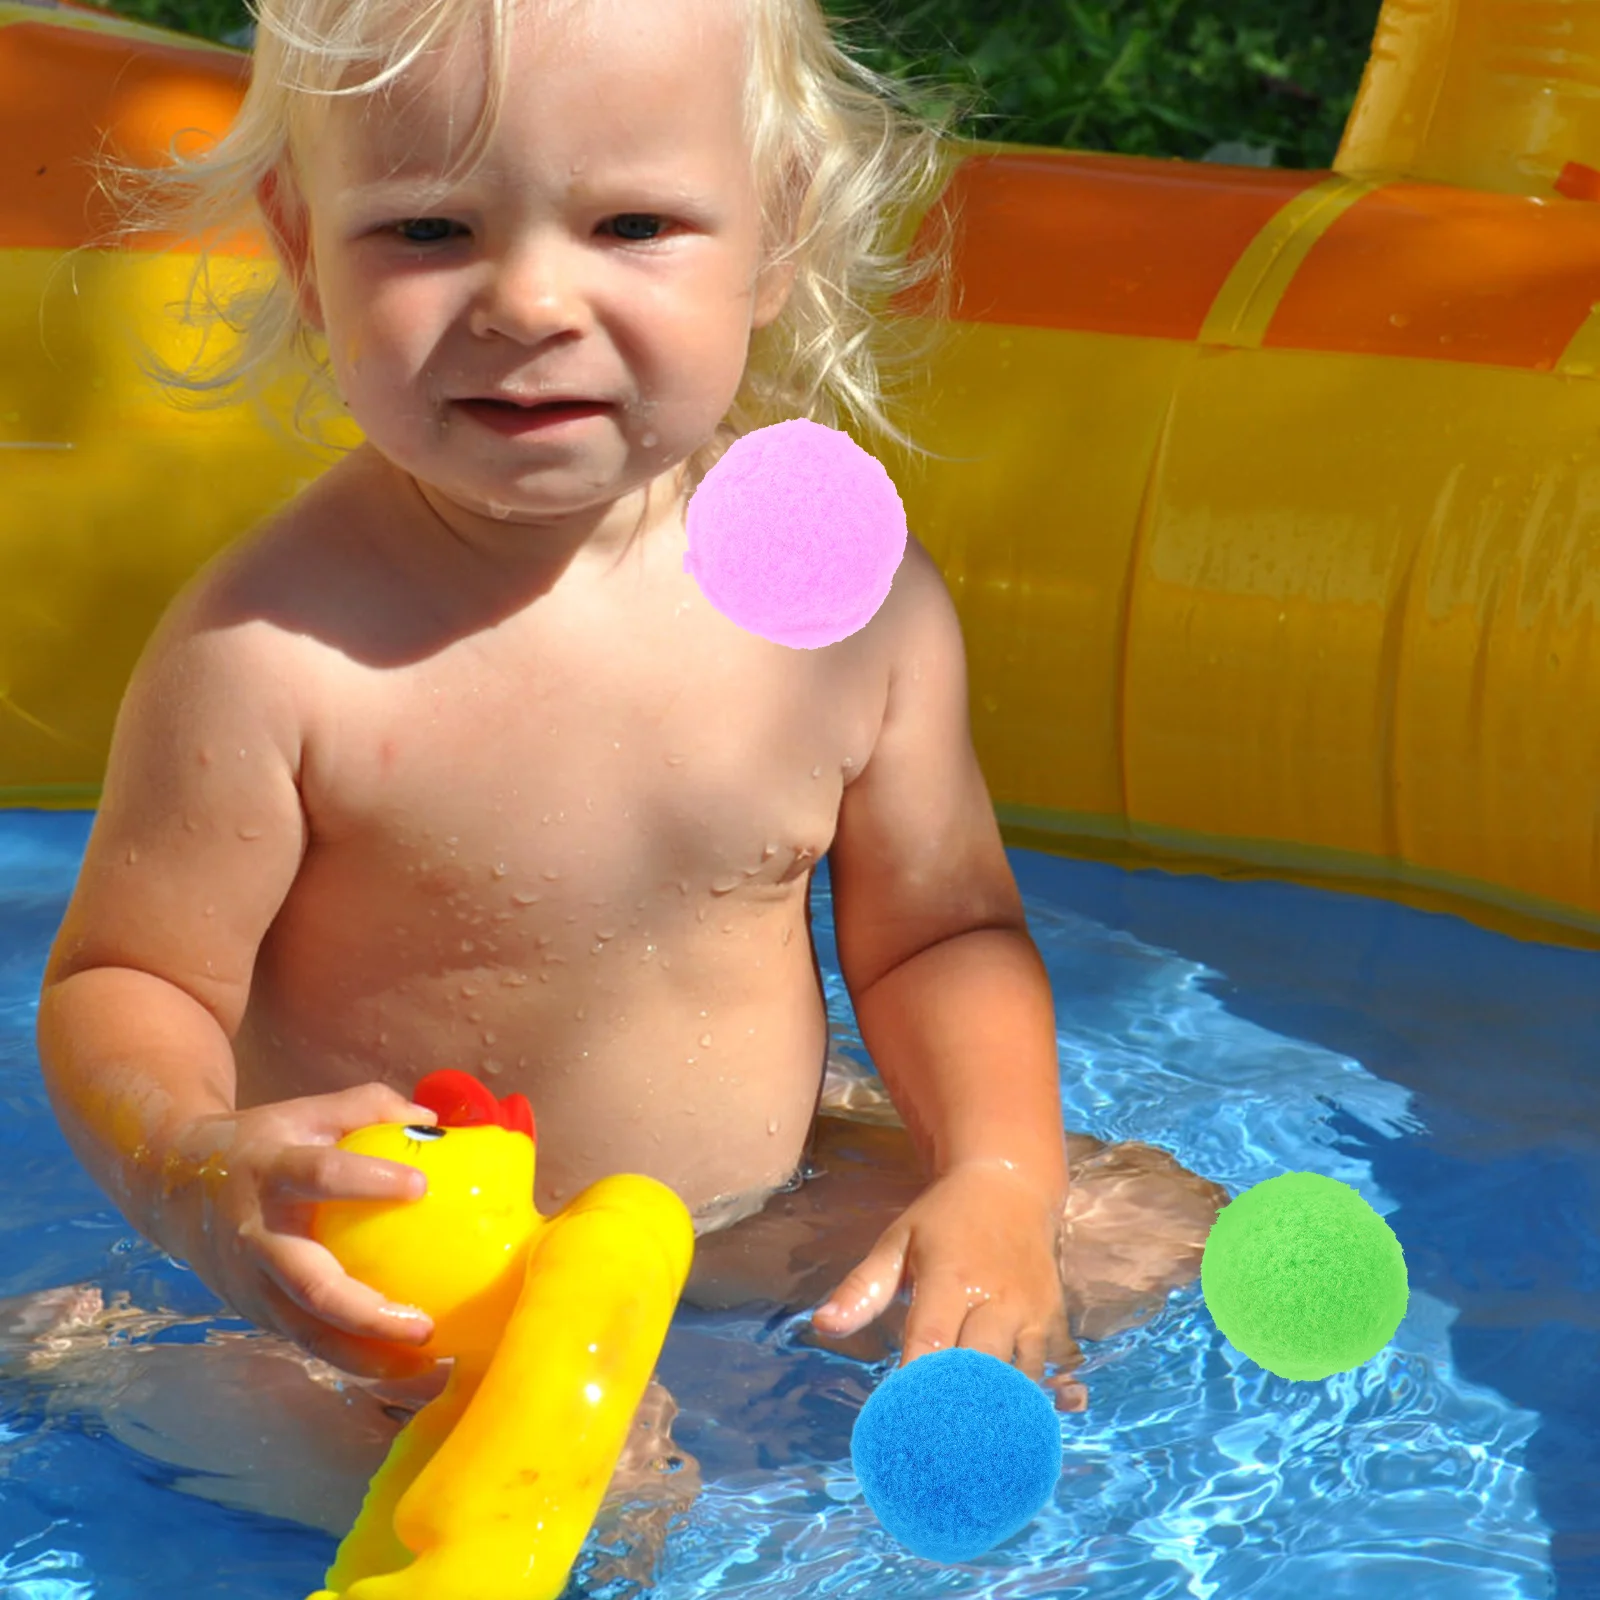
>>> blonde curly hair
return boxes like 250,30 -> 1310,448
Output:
90,0 -> 984,494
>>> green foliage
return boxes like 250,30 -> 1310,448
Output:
98,0 -> 1386,168
101,0 -> 253,46
821,0 -> 1384,167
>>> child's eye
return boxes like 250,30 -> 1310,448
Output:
391,217 -> 460,246
605,213 -> 669,242
385,214 -> 671,247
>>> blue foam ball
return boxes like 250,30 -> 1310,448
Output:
849,1348 -> 1062,1563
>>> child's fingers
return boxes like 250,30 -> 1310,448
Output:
899,1268 -> 970,1365
266,1143 -> 428,1205
267,1295 -> 440,1384
309,1082 -> 439,1136
811,1231 -> 908,1338
958,1296 -> 1025,1367
259,1229 -> 434,1348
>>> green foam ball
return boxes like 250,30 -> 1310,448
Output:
1200,1171 -> 1409,1381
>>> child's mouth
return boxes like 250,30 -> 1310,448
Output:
456,398 -> 613,435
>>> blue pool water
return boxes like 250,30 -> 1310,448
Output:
0,808 -> 1595,1598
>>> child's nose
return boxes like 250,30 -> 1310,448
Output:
470,239 -> 593,342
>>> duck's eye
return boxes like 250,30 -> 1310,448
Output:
405,1124 -> 447,1141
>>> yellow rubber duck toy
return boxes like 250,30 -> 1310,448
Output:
303,1069 -> 695,1600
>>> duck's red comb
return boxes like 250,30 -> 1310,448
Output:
411,1069 -> 536,1142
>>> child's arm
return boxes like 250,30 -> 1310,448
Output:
814,537 -> 1072,1374
37,589 -> 302,1255
35,582 -> 435,1377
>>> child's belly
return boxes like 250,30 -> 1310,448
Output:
233,866 -> 831,1222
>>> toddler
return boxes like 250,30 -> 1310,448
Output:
35,0 -> 1224,1513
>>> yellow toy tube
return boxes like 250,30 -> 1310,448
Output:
348,1179 -> 693,1600
9,0 -> 1600,944
304,1114 -> 694,1600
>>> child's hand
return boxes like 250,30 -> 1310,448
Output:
810,1162 -> 1084,1409
167,1083 -> 441,1381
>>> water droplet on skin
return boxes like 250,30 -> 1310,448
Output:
237,748 -> 247,760
640,943 -> 657,962
487,501 -> 512,521
699,1033 -> 712,1047
762,844 -> 776,860
492,862 -> 508,878
203,904 -> 215,918
539,971 -> 552,983
641,430 -> 659,448
461,940 -> 475,954
501,971 -> 529,987
676,881 -> 689,896
482,1058 -> 503,1075
125,847 -> 139,865
781,926 -> 793,945
595,927 -> 616,941
767,1118 -> 780,1135
237,825 -> 263,841
575,1007 -> 587,1021
665,753 -> 686,767
379,1032 -> 389,1045
542,869 -> 561,881
810,765 -> 822,779
482,1030 -> 497,1046
183,816 -> 197,833
710,876 -> 740,895
467,1011 -> 482,1024
721,922 -> 735,933
511,891 -> 539,906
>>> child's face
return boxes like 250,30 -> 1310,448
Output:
268,0 -> 791,540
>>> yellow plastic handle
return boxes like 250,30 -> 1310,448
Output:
305,1127 -> 693,1600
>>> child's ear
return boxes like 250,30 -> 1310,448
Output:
255,167 -> 326,332
751,254 -> 797,331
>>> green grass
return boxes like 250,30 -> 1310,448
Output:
102,0 -> 1385,169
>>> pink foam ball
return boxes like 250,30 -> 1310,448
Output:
683,418 -> 908,649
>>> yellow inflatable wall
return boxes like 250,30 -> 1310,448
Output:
5,0 -> 1600,945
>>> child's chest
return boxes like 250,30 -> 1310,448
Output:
290,563 -> 887,923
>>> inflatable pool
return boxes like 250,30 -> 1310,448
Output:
5,0 -> 1600,945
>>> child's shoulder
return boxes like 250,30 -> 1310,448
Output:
177,447 -> 386,625
114,449 -> 406,787
156,446 -> 411,676
862,530 -> 966,667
